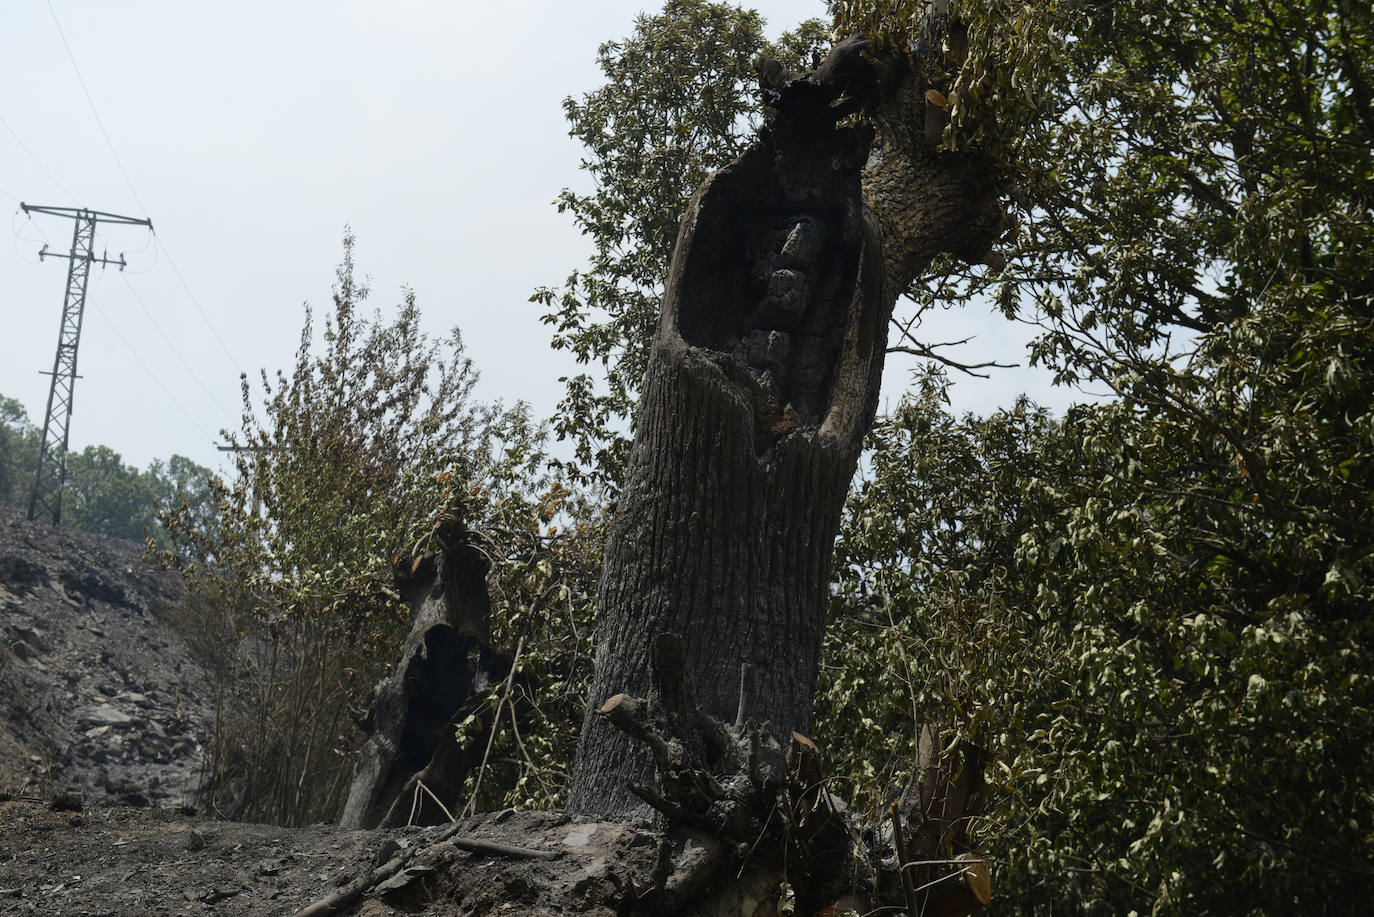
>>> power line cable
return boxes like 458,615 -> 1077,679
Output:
46,0 -> 146,216
12,233 -> 42,265
117,236 -> 160,274
118,272 -> 237,423
12,233 -> 46,265
0,111 -> 80,203
87,302 -> 217,443
11,208 -> 53,249
152,236 -> 242,372
91,222 -> 157,273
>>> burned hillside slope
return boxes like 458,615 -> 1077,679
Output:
0,504 -> 211,810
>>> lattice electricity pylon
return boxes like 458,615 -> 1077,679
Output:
20,203 -> 153,525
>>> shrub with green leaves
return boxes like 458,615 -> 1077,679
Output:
818,0 -> 1374,909
1,393 -> 218,544
158,233 -> 594,824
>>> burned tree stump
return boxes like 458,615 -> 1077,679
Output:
340,516 -> 509,829
570,29 -> 1009,818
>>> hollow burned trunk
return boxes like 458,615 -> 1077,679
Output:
570,35 -> 1006,817
569,86 -> 883,816
341,519 -> 508,829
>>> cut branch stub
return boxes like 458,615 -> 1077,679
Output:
598,693 -> 682,770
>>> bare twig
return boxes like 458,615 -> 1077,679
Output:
291,849 -> 412,917
460,636 -> 524,818
433,822 -> 558,860
411,779 -> 455,826
886,316 -> 1017,376
886,344 -> 1017,377
889,802 -> 921,917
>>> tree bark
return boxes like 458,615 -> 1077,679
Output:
569,36 -> 1006,817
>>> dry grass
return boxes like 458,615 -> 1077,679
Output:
164,586 -> 366,827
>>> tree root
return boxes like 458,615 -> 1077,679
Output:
289,825 -> 556,917
600,632 -> 993,917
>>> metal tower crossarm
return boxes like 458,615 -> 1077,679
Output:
20,203 -> 153,525
20,203 -> 154,228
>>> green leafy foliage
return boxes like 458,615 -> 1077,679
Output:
419,458 -> 603,814
830,0 -> 1069,161
820,373 -> 1053,809
0,392 -> 217,544
62,445 -> 163,541
169,233 -> 517,635
0,395 -> 38,509
818,0 -> 1374,911
452,498 -> 602,814
144,453 -> 220,550
826,377 -> 1374,911
157,233 -> 582,824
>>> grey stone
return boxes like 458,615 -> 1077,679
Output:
78,705 -> 134,727
563,823 -> 598,847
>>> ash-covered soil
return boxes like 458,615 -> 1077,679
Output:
0,803 -> 641,916
0,504 -> 211,809
1,800 -> 375,915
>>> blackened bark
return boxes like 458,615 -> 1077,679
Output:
595,633 -> 860,915
340,519 -> 507,828
569,37 -> 1006,817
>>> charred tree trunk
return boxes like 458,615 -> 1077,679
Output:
569,35 -> 1007,817
341,518 -> 508,829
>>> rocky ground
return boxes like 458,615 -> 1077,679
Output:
0,504 -> 211,810
0,507 -> 652,916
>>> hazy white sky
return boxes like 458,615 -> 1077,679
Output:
2,0 -> 1071,478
